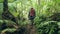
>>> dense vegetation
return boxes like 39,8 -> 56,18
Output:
0,0 -> 60,34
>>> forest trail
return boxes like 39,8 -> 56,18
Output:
26,23 -> 37,34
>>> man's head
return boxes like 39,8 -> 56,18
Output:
31,8 -> 34,10
31,8 -> 33,9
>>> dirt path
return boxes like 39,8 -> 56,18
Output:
26,24 -> 37,34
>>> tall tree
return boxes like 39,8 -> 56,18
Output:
2,0 -> 18,25
38,0 -> 40,5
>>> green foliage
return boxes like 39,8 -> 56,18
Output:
0,0 -> 60,34
0,0 -> 15,3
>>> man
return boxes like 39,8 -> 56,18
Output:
28,8 -> 36,25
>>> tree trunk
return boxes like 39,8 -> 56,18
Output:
38,0 -> 40,5
2,0 -> 18,25
3,0 -> 8,12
